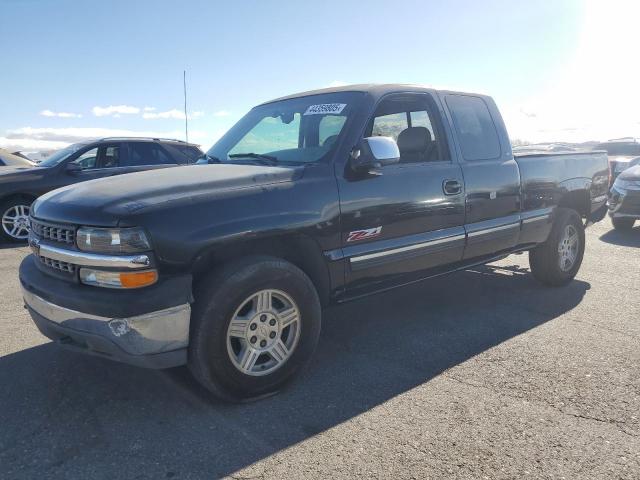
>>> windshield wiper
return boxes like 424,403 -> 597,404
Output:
228,153 -> 278,165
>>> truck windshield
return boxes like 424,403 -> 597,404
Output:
37,143 -> 85,167
207,92 -> 363,164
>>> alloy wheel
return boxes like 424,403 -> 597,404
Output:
226,289 -> 301,376
1,204 -> 31,240
557,224 -> 579,272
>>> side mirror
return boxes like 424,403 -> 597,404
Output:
65,162 -> 82,173
350,136 -> 400,173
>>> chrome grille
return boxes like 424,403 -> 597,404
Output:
30,218 -> 75,245
38,255 -> 76,274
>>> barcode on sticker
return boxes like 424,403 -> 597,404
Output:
303,103 -> 347,115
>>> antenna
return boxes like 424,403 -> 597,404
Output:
183,70 -> 189,143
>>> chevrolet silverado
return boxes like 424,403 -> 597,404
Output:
19,84 -> 609,401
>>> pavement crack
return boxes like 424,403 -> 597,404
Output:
443,373 -> 639,438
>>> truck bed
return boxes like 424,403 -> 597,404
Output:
514,150 -> 609,217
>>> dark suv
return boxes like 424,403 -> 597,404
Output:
0,138 -> 202,242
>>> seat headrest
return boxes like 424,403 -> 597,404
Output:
397,127 -> 432,153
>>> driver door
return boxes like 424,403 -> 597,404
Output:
337,93 -> 466,298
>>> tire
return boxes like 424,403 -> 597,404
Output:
0,196 -> 33,243
611,217 -> 635,231
529,208 -> 585,287
188,255 -> 322,402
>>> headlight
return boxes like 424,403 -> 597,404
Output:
79,268 -> 158,289
76,227 -> 151,254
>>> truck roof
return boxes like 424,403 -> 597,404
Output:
261,83 -> 488,105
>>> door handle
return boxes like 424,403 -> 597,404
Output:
443,179 -> 462,195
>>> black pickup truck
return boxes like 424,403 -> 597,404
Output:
20,84 -> 609,402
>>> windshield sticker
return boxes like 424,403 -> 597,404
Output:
303,103 -> 347,116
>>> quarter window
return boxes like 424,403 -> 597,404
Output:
171,144 -> 202,161
445,95 -> 501,161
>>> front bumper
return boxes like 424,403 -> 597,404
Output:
20,255 -> 192,368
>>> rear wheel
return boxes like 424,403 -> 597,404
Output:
188,256 -> 321,402
611,217 -> 635,231
0,197 -> 33,243
529,208 -> 585,286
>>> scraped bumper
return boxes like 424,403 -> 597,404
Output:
20,255 -> 192,369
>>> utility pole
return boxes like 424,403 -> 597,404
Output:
183,70 -> 189,143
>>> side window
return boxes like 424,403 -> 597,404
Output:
410,111 -> 434,133
369,94 -> 443,163
372,113 -> 407,141
126,143 -> 175,167
172,145 -> 202,161
445,95 -> 501,161
71,147 -> 99,169
319,115 -> 346,146
101,145 -> 120,168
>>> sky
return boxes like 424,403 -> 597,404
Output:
1,0 -> 639,155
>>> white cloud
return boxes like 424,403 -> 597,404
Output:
213,110 -> 230,117
326,80 -> 348,88
0,137 -> 69,152
2,126 -> 216,152
40,109 -> 83,118
143,109 -> 204,120
143,106 -> 156,112
92,105 -> 140,117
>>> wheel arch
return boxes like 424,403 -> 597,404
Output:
557,181 -> 591,218
190,234 -> 332,307
0,192 -> 38,206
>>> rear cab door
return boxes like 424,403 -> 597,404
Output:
440,93 -> 521,260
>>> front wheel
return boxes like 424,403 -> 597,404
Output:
529,208 -> 585,286
611,217 -> 635,231
188,256 -> 322,402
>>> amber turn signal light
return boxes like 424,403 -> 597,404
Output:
119,270 -> 158,289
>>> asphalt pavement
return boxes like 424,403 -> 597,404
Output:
0,218 -> 638,479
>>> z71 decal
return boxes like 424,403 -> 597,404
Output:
347,226 -> 382,243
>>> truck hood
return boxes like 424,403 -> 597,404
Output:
32,164 -> 302,226
0,164 -> 45,182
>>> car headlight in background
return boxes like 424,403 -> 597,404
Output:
76,227 -> 151,254
79,268 -> 158,289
